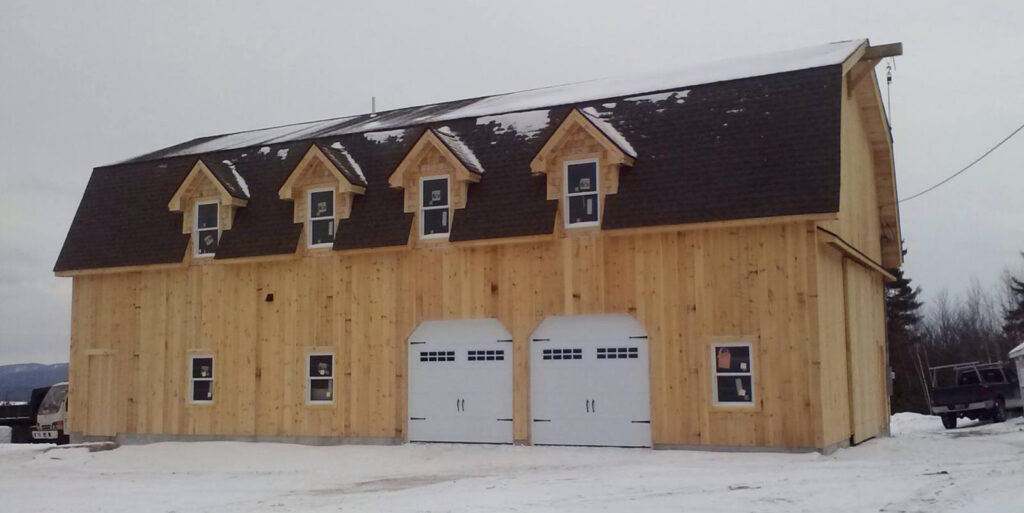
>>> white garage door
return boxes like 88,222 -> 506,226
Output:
530,315 -> 651,447
407,319 -> 514,444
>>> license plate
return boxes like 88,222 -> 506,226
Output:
32,430 -> 57,440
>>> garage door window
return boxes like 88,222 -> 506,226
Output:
420,351 -> 455,362
468,350 -> 504,361
597,347 -> 638,359
711,342 -> 754,406
189,355 -> 214,404
543,348 -> 582,360
307,353 -> 334,403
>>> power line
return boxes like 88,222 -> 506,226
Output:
899,121 -> 1024,203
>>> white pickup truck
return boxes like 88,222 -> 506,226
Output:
31,382 -> 69,444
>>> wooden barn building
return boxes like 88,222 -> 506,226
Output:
55,39 -> 903,452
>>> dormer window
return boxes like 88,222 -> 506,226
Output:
565,159 -> 599,227
308,187 -> 335,248
420,176 -> 450,239
194,200 -> 219,257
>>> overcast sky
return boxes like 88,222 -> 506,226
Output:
1,1 -> 1022,365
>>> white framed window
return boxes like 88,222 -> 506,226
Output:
420,175 -> 450,239
194,200 -> 219,257
564,159 -> 600,228
711,342 -> 754,406
307,187 -> 335,248
307,353 -> 334,403
189,355 -> 214,404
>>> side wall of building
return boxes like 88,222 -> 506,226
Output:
68,221 -> 826,448
815,74 -> 890,447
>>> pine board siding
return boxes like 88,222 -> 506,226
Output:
68,221 -> 844,448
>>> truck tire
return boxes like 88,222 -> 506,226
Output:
993,398 -> 1007,423
941,414 -> 957,429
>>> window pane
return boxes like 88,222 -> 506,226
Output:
567,162 -> 597,194
310,190 -> 334,218
310,219 -> 334,245
423,208 -> 449,235
715,345 -> 751,373
421,178 -> 448,207
309,354 -> 333,377
192,380 -> 212,402
716,376 -> 753,403
310,379 -> 333,401
197,203 -> 218,229
567,194 -> 598,224
192,358 -> 213,378
196,228 -> 218,255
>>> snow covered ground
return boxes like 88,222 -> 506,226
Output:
1,413 -> 1021,512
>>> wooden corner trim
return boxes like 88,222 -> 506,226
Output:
816,226 -> 897,282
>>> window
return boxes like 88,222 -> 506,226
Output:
711,343 -> 754,406
542,348 -> 582,360
308,188 -> 335,248
467,350 -> 504,361
420,176 -> 450,238
189,356 -> 214,403
419,351 -> 455,362
307,353 -> 334,403
597,347 -> 638,359
564,159 -> 599,227
194,201 -> 219,256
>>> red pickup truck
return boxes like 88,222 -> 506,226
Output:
928,362 -> 1022,429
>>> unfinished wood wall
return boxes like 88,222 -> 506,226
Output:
68,221 -> 829,448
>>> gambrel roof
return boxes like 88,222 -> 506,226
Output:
55,40 -> 877,273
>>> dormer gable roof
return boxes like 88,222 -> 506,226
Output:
168,159 -> 249,212
530,108 -> 637,175
278,143 -> 367,200
388,128 -> 484,188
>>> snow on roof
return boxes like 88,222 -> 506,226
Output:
1010,342 -> 1024,360
434,127 -> 484,174
364,129 -> 406,144
221,159 -> 250,198
476,110 -> 551,139
120,39 -> 865,164
580,107 -> 637,158
329,142 -> 367,183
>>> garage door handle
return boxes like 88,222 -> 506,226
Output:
586,399 -> 590,413
461,399 -> 465,412
592,399 -> 596,413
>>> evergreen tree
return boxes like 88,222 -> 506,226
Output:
885,249 -> 925,413
1003,254 -> 1024,343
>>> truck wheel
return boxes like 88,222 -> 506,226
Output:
993,399 -> 1007,423
941,414 -> 957,429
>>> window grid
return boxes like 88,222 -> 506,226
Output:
420,176 -> 450,239
419,350 -> 455,362
597,347 -> 639,359
564,159 -> 600,228
711,342 -> 755,406
542,348 -> 582,360
467,349 -> 504,361
189,355 -> 214,404
308,188 -> 335,248
194,200 -> 219,257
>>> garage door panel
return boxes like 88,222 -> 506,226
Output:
530,315 -> 651,448
408,319 -> 513,444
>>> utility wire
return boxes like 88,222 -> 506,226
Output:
899,121 -> 1024,203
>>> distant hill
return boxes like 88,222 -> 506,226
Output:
0,363 -> 68,402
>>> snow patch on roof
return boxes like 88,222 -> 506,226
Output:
675,91 -> 690,103
726,107 -> 745,114
119,40 -> 864,164
625,91 -> 675,103
580,107 -> 637,158
435,127 -> 484,174
221,160 -> 250,198
329,142 -> 367,184
258,146 -> 270,155
476,110 -> 551,139
364,129 -> 406,144
276,149 -> 289,160
602,102 -> 617,109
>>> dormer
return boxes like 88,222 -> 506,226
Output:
530,108 -> 636,231
388,127 -> 482,243
168,159 -> 249,258
278,143 -> 367,250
